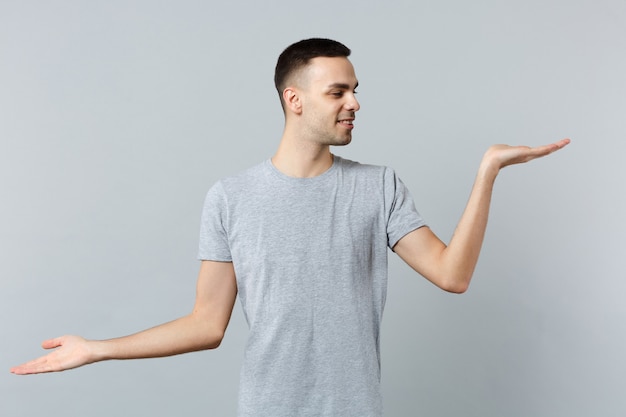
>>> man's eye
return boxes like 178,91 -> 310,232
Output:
331,92 -> 343,97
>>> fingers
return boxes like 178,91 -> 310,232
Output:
484,138 -> 570,170
11,351 -> 67,375
555,138 -> 571,148
536,138 -> 570,154
10,356 -> 53,375
11,337 -> 67,375
528,138 -> 570,161
11,335 -> 94,375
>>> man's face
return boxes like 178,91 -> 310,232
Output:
297,56 -> 360,146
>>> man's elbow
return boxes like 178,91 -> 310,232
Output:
204,326 -> 226,350
190,317 -> 227,351
439,274 -> 472,294
444,282 -> 469,294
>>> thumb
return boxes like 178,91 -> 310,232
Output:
41,337 -> 64,350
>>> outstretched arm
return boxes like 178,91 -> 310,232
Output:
10,260 -> 237,375
393,138 -> 570,293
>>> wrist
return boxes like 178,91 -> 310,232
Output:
89,339 -> 114,362
478,153 -> 500,182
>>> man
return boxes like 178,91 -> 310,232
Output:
11,38 -> 569,416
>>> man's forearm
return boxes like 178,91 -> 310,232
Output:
92,313 -> 224,362
417,140 -> 568,292
438,159 -> 499,291
11,261 -> 237,375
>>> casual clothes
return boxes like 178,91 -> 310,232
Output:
198,156 -> 425,417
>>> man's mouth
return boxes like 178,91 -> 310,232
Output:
338,118 -> 354,127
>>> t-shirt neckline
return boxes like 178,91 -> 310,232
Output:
265,155 -> 341,184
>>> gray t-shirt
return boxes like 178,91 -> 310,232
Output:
198,156 -> 425,417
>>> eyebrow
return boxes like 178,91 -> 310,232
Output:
327,82 -> 359,90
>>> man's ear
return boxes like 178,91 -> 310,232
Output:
283,87 -> 302,115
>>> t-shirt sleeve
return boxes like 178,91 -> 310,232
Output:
197,181 -> 232,261
385,168 -> 427,249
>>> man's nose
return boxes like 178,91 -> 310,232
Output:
345,94 -> 360,112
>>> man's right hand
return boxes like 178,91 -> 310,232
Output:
10,335 -> 97,375
11,260 -> 238,376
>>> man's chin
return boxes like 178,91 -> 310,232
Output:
331,136 -> 352,147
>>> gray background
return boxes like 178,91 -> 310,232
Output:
1,0 -> 625,416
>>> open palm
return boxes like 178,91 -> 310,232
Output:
485,138 -> 570,170
10,335 -> 95,375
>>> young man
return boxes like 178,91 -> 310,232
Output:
11,39 -> 569,416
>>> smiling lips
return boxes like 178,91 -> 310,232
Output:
338,118 -> 355,129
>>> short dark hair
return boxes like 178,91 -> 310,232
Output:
274,38 -> 351,108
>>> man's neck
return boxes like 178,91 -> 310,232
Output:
271,133 -> 334,178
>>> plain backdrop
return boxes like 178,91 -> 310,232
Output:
2,1 -> 625,416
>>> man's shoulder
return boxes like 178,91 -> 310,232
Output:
216,160 -> 269,185
336,155 -> 396,178
202,160 -> 269,202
